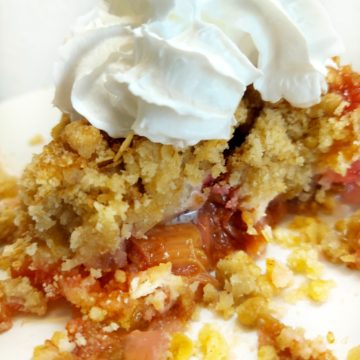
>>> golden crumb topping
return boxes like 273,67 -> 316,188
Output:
18,118 -> 226,269
228,81 -> 360,226
1,66 -> 360,359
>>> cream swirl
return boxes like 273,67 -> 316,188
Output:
54,0 -> 343,147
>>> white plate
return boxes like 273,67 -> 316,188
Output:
1,1 -> 360,359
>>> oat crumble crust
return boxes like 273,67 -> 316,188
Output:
228,67 -> 360,226
0,65 -> 359,359
18,117 -> 227,270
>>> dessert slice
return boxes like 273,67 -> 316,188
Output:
0,66 -> 359,359
1,1 -> 359,359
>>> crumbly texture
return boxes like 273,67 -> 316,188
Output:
0,277 -> 47,332
228,68 -> 360,226
258,316 -> 336,360
203,250 -> 311,323
271,212 -> 360,270
201,250 -> 335,358
0,66 -> 359,359
324,209 -> 360,269
18,116 -> 226,270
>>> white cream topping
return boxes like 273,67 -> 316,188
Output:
54,0 -> 343,147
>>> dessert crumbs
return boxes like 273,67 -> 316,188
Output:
0,66 -> 359,359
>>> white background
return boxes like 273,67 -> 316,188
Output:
0,0 -> 97,100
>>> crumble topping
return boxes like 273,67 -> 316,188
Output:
0,277 -> 47,332
19,116 -> 227,270
0,66 -> 359,358
228,90 -> 360,226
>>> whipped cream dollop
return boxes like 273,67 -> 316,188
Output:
54,0 -> 343,147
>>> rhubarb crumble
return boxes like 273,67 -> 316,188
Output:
0,64 -> 359,359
